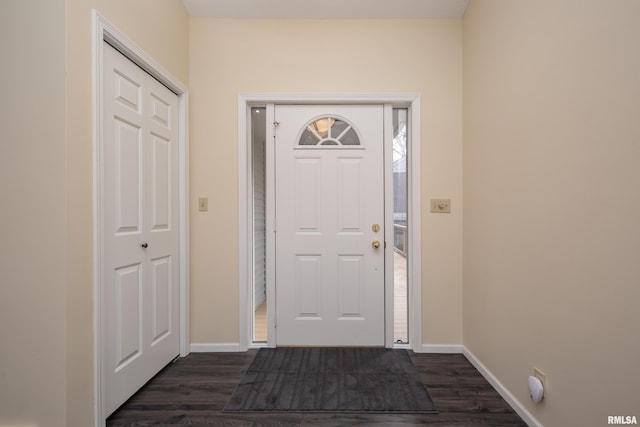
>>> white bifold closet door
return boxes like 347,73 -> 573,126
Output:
101,42 -> 180,416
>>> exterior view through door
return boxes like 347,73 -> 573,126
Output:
275,105 -> 385,346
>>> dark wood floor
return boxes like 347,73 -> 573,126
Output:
107,351 -> 527,426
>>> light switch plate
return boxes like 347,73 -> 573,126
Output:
198,197 -> 208,212
430,198 -> 451,213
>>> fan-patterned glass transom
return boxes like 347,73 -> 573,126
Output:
298,116 -> 361,147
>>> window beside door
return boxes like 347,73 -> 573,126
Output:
252,107 -> 267,342
393,108 -> 409,344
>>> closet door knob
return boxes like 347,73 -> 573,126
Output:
141,243 -> 149,248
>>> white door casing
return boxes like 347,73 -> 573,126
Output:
102,42 -> 180,416
274,105 -> 385,346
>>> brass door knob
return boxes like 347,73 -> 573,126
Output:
372,240 -> 380,249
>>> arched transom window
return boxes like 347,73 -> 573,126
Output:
298,115 -> 362,148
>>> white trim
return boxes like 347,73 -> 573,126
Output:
178,96 -> 191,358
92,14 -> 104,426
238,96 -> 250,351
92,11 -> 189,426
463,347 -> 542,427
190,342 -> 243,353
264,104 -> 277,348
407,99 -> 422,350
383,104 -> 395,348
240,93 -> 420,105
238,93 -> 421,350
416,344 -> 464,354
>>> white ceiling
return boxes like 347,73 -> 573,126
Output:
182,0 -> 470,19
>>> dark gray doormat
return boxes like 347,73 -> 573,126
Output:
223,347 -> 437,413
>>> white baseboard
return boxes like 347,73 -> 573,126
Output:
462,346 -> 542,427
189,342 -> 242,353
415,344 -> 464,353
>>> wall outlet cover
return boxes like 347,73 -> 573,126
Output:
430,198 -> 451,213
533,368 -> 546,387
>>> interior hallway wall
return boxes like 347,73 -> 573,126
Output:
189,19 -> 463,347
463,1 -> 640,425
0,1 -> 66,426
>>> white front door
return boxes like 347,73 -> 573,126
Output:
275,105 -> 385,346
102,43 -> 180,416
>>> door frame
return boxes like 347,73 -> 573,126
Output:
238,94 -> 422,351
92,11 -> 190,426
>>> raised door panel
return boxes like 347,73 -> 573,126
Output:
295,157 -> 321,233
336,157 -> 364,233
113,119 -> 143,234
150,134 -> 171,231
337,255 -> 364,319
114,264 -> 142,371
294,255 -> 322,319
113,70 -> 142,113
150,256 -> 171,344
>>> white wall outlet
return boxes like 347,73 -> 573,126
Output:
198,197 -> 208,212
430,198 -> 451,213
534,368 -> 546,388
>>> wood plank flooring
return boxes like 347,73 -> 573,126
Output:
107,351 -> 526,426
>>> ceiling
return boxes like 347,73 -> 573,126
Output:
182,0 -> 470,19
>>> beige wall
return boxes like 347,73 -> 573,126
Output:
188,18 -> 463,345
0,0 -> 181,418
0,1 -> 66,426
463,1 -> 640,425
